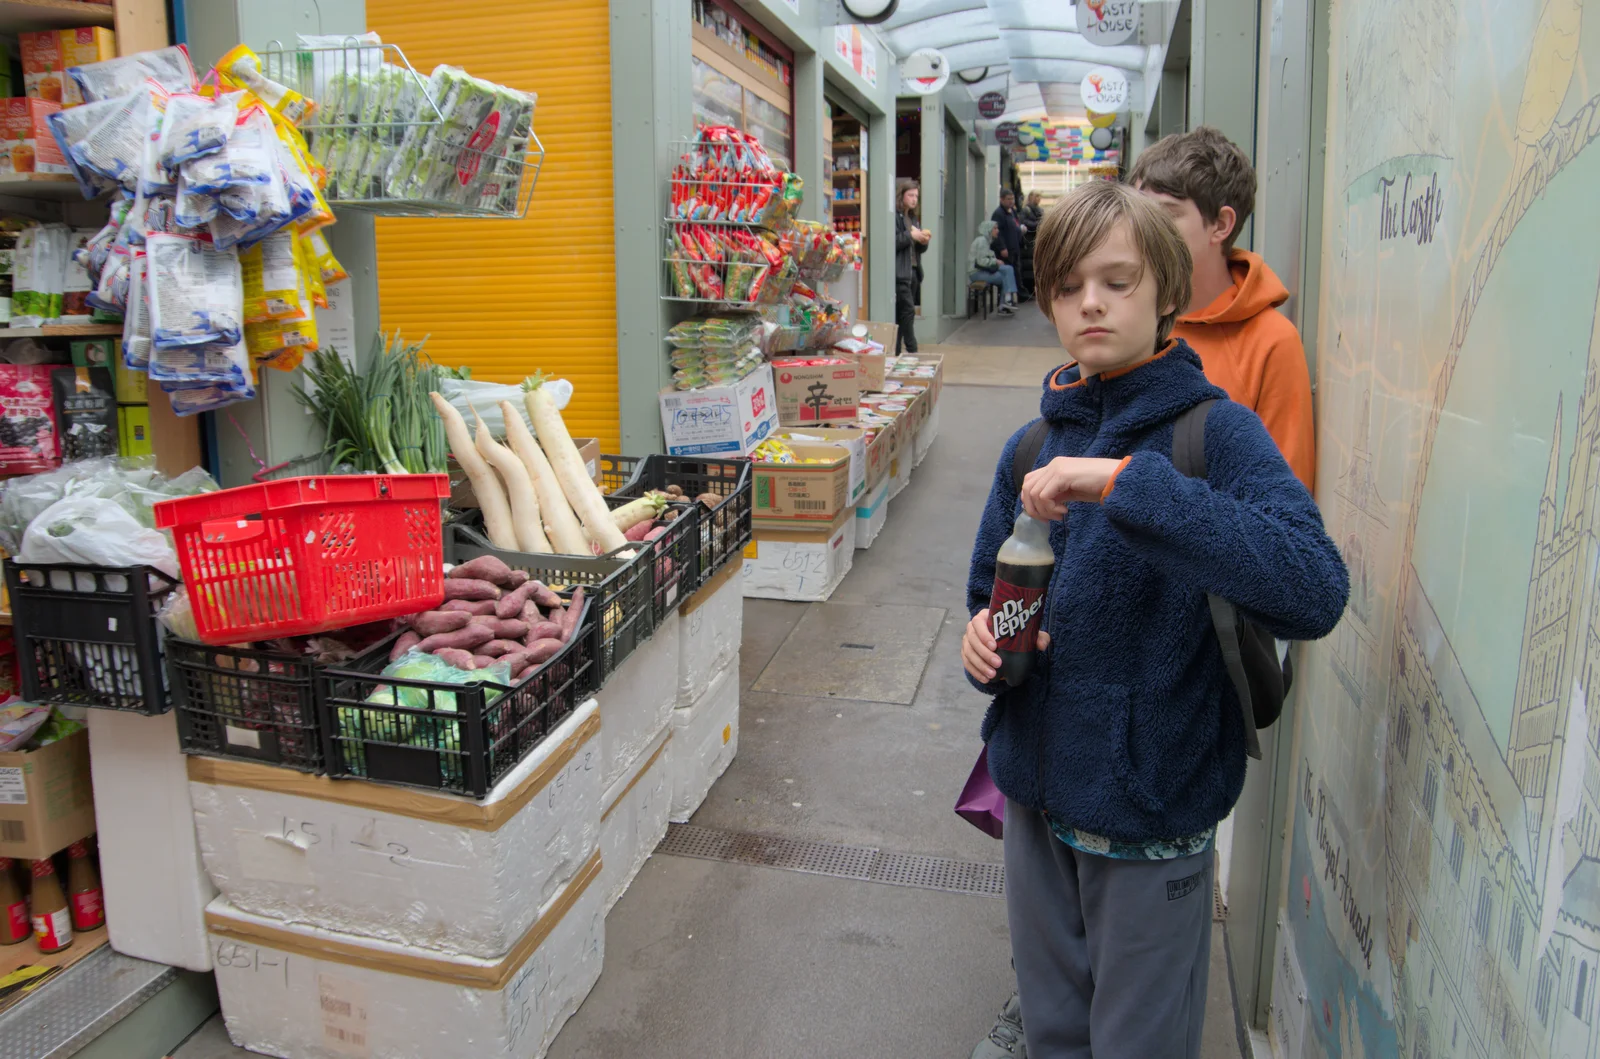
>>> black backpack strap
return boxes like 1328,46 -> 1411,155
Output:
1011,418 -> 1052,494
1171,399 -> 1263,760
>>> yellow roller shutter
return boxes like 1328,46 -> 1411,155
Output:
367,1 -> 619,450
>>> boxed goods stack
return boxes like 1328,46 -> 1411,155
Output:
742,435 -> 857,601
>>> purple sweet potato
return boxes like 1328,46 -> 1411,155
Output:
442,578 -> 501,602
467,615 -> 528,639
559,586 -> 585,642
505,570 -> 529,589
624,519 -> 654,542
523,619 -> 562,644
432,648 -> 478,670
439,598 -> 497,616
471,654 -> 499,669
447,555 -> 514,585
389,630 -> 422,661
409,610 -> 472,637
494,580 -> 542,620
479,639 -> 522,658
523,638 -> 565,664
529,582 -> 563,611
416,624 -> 494,654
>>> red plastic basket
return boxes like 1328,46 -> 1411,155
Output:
153,474 -> 451,644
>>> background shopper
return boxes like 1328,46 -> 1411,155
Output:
896,179 -> 931,353
969,220 -> 1017,315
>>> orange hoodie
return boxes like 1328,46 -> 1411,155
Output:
1172,250 -> 1316,492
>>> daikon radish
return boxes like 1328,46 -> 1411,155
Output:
611,491 -> 667,532
474,413 -> 550,554
500,400 -> 588,555
431,392 -> 517,551
523,378 -> 629,553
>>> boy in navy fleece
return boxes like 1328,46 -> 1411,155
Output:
961,181 -> 1347,1058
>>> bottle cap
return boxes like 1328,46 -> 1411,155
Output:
67,841 -> 88,858
30,859 -> 55,877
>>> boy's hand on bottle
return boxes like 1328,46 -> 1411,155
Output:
963,609 -> 1050,683
1020,457 -> 1124,519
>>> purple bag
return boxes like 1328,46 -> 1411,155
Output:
955,745 -> 1005,839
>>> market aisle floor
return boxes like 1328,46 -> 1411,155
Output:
173,372 -> 1245,1059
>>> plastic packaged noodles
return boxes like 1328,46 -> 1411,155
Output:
42,47 -> 348,416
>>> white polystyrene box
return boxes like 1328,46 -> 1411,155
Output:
888,442 -> 915,499
676,565 -> 743,708
598,611 -> 679,789
741,516 -> 855,602
668,665 -> 740,823
89,709 -> 217,971
854,477 -> 890,550
598,724 -> 672,914
189,699 -> 602,960
914,400 -> 940,466
208,852 -> 604,1059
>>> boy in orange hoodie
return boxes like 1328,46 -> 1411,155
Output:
1129,127 -> 1316,492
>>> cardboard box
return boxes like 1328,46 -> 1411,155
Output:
772,357 -> 860,426
659,363 -> 779,457
19,28 -> 116,107
849,320 -> 898,355
0,729 -> 96,860
753,441 -> 853,523
776,428 -> 866,505
834,337 -> 886,391
0,98 -> 66,174
742,509 -> 856,601
119,404 -> 151,457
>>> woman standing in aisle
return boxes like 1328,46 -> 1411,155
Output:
896,179 -> 931,353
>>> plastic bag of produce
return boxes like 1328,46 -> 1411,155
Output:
17,493 -> 178,577
145,233 -> 242,350
68,45 -> 197,103
434,376 -> 572,438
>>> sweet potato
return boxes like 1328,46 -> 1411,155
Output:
439,598 -> 497,615
530,582 -> 563,611
389,630 -> 422,661
448,554 -> 514,585
522,601 -> 545,624
432,648 -> 478,670
560,586 -> 585,642
417,625 -> 494,654
409,610 -> 472,636
523,638 -> 565,665
443,578 -> 501,602
479,639 -> 522,657
494,580 -> 542,620
471,654 -> 499,669
467,615 -> 528,639
506,570 -> 530,589
624,519 -> 655,542
524,619 -> 563,644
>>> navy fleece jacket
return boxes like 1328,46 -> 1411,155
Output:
966,341 -> 1348,842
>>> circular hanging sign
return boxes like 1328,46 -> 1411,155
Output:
900,48 -> 950,95
1089,126 -> 1115,150
1086,109 -> 1118,129
995,122 -> 1019,145
977,91 -> 1007,119
1077,0 -> 1142,47
1016,127 -> 1036,146
1080,67 -> 1130,112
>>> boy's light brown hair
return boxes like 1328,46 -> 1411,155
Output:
1127,126 -> 1256,252
1034,180 -> 1193,347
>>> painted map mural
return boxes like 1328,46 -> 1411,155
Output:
1276,1 -> 1600,1057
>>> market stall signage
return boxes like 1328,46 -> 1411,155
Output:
835,24 -> 879,88
1078,0 -> 1142,47
995,122 -> 1020,145
977,91 -> 1007,119
900,48 -> 949,96
1080,67 -> 1130,112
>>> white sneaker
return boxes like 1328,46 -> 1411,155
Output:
997,304 -> 1016,315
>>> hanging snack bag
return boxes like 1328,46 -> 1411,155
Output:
213,44 -> 315,126
68,46 -> 197,103
50,367 -> 118,462
145,232 -> 242,350
45,94 -> 125,197
0,365 -> 60,473
120,250 -> 151,370
157,91 -> 239,170
238,231 -> 302,323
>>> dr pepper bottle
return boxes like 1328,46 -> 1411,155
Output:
987,513 -> 1054,686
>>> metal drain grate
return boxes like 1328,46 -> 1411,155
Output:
657,823 -> 1006,898
1213,882 -> 1227,922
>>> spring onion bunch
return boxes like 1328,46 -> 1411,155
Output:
296,332 -> 460,474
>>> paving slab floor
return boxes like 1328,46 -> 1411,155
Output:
172,378 -> 1245,1059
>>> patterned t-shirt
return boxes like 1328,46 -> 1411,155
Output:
1048,813 -> 1215,861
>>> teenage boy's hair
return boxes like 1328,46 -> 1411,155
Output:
1127,126 -> 1256,252
1035,181 -> 1193,347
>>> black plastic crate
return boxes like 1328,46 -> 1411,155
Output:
609,455 -> 752,594
167,633 -> 391,773
604,496 -> 699,624
318,597 -> 596,799
4,560 -> 177,714
598,453 -> 644,495
444,523 -> 653,685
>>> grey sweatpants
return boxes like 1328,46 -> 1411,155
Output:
1003,799 -> 1214,1059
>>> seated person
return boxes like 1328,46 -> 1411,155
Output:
969,220 -> 1018,315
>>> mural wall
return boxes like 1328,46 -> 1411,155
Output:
1276,2 -> 1600,1057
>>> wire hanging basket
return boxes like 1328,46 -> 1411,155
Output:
258,38 -> 545,219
